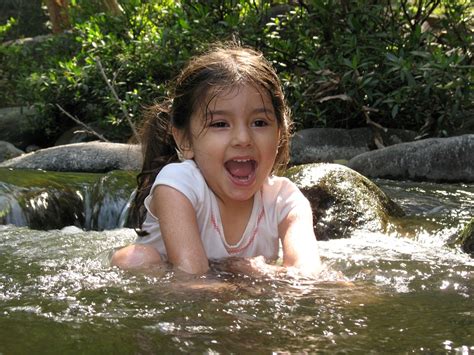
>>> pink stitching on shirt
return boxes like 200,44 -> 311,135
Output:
211,209 -> 265,255
210,213 -> 221,235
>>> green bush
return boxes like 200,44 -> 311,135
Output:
0,0 -> 49,41
259,1 -> 473,135
3,0 -> 473,144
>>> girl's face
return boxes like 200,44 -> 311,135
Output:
175,84 -> 280,206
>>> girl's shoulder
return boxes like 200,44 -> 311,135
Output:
158,159 -> 203,180
262,175 -> 305,204
264,175 -> 299,194
262,176 -> 308,224
152,159 -> 207,200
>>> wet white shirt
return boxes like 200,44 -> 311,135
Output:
137,160 -> 307,260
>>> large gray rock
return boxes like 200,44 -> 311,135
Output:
347,135 -> 474,182
0,106 -> 37,147
290,127 -> 416,164
0,142 -> 142,172
0,141 -> 24,163
285,163 -> 405,240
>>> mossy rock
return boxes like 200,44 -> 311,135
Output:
285,163 -> 405,240
20,188 -> 85,230
0,168 -> 137,230
450,218 -> 474,257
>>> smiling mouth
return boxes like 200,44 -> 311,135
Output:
224,159 -> 257,182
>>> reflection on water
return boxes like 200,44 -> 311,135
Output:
0,180 -> 473,353
377,179 -> 473,225
0,225 -> 472,353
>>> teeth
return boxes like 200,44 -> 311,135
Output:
234,159 -> 251,162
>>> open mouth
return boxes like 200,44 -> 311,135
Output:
224,159 -> 257,183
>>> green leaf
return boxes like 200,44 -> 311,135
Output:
386,53 -> 399,62
410,50 -> 431,59
391,104 -> 399,118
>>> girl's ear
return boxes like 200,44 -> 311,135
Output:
172,127 -> 194,159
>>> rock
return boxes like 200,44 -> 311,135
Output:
449,218 -> 474,257
290,127 -> 416,165
0,142 -> 142,172
290,128 -> 370,164
0,141 -> 24,163
60,225 -> 84,234
0,106 -> 37,148
0,169 -> 136,230
285,163 -> 405,240
347,135 -> 474,182
20,187 -> 85,230
54,125 -> 104,146
25,145 -> 40,153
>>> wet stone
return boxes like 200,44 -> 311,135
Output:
285,163 -> 405,240
450,218 -> 474,257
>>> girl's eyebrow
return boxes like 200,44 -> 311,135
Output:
209,107 -> 276,116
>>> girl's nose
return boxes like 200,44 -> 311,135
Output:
232,125 -> 252,147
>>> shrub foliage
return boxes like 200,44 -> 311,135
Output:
1,0 -> 472,144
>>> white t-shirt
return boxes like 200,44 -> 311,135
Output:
137,160 -> 308,260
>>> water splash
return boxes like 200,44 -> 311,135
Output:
0,224 -> 472,353
0,173 -> 473,352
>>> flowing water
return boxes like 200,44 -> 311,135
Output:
0,174 -> 473,353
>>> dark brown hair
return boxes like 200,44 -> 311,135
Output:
130,43 -> 293,229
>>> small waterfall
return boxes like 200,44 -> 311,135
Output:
0,184 -> 28,226
81,173 -> 135,230
0,168 -> 136,230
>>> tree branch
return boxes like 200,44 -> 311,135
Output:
56,104 -> 111,142
400,0 -> 415,30
95,57 -> 140,142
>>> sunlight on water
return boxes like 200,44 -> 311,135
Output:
0,177 -> 473,353
377,179 -> 473,226
0,223 -> 472,353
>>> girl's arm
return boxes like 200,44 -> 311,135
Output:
150,185 -> 210,274
278,198 -> 322,276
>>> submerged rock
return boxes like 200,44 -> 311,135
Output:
347,134 -> 474,182
285,163 -> 405,240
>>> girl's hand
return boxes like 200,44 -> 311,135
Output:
213,256 -> 327,280
213,256 -> 283,278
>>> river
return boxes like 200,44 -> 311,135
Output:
0,173 -> 473,353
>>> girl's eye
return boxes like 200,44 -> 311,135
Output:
253,119 -> 268,127
210,121 -> 228,128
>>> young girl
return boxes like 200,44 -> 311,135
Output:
111,44 -> 321,277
